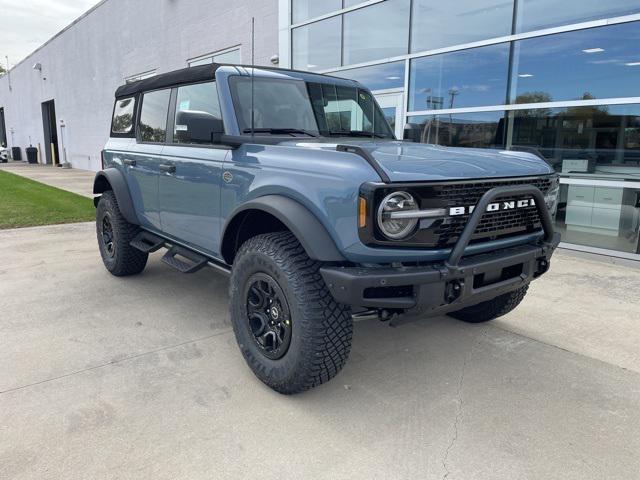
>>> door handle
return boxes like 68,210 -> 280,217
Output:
159,164 -> 176,174
123,159 -> 136,166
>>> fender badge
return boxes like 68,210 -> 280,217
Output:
223,171 -> 233,183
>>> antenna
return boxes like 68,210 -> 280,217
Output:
371,90 -> 375,140
251,17 -> 255,138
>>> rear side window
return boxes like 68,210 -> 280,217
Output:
139,89 -> 171,143
173,82 -> 222,144
111,97 -> 135,134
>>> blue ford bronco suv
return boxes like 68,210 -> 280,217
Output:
94,64 -> 560,394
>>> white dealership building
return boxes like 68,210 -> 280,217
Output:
1,0 -> 640,260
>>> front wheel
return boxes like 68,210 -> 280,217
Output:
229,232 -> 353,394
448,286 -> 529,323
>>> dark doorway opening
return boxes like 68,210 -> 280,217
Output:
41,100 -> 60,165
0,107 -> 7,148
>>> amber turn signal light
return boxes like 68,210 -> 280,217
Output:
358,197 -> 367,228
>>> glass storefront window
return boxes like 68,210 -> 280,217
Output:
556,184 -> 640,254
411,0 -> 514,53
511,22 -> 640,104
343,0 -> 411,65
516,0 -> 640,33
510,104 -> 640,256
336,61 -> 405,91
404,111 -> 507,148
510,104 -> 640,172
409,43 -> 510,111
292,16 -> 342,71
292,0 -> 342,23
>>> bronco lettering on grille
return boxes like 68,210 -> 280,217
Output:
449,198 -> 536,217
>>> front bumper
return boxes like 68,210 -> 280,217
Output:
321,184 -> 561,317
321,233 -> 559,316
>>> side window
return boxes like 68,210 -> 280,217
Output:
139,89 -> 171,143
173,82 -> 222,144
111,97 -> 135,134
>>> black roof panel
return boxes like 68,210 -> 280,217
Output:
114,63 -> 361,99
115,64 -> 219,98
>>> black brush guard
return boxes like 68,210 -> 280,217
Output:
320,185 -> 561,316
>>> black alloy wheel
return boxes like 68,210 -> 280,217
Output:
244,273 -> 292,360
100,213 -> 116,258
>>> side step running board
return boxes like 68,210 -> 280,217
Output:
161,246 -> 209,274
130,230 -> 231,275
130,231 -> 165,253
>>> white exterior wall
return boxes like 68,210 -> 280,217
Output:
0,0 -> 278,171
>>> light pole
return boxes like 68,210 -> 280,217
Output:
5,56 -> 11,91
448,88 -> 460,144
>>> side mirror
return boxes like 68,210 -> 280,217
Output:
175,110 -> 224,144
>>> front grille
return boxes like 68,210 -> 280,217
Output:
430,177 -> 554,203
427,177 -> 553,248
363,175 -> 556,249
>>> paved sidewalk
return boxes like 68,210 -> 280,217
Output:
0,161 -> 95,198
1,222 -> 639,480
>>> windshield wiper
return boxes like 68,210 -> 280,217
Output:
329,130 -> 388,139
243,128 -> 319,137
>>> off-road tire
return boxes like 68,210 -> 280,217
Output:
229,232 -> 353,394
448,286 -> 529,323
96,191 -> 148,276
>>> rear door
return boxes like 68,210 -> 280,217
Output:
124,89 -> 172,230
158,81 -> 228,256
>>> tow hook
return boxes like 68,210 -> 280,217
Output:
535,258 -> 550,277
445,280 -> 464,304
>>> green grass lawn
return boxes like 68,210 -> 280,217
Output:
0,170 -> 95,229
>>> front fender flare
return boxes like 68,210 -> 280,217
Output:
93,168 -> 139,225
222,195 -> 346,263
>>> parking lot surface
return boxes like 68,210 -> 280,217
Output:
1,222 -> 639,480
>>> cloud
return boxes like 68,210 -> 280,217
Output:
0,0 -> 99,67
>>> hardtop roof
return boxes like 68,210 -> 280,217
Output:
114,64 -> 359,98
115,64 -> 218,98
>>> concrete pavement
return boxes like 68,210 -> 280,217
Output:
1,222 -> 639,480
0,161 -> 95,198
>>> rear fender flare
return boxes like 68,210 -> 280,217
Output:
93,168 -> 139,225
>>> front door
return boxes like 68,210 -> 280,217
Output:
375,92 -> 404,139
158,81 -> 227,257
159,147 -> 227,255
0,107 -> 7,148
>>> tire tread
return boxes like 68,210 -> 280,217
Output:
230,232 -> 352,394
96,191 -> 148,277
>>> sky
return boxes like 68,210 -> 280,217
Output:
0,0 -> 99,68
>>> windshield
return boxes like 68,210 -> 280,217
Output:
229,76 -> 395,139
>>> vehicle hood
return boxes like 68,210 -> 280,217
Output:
285,140 -> 554,182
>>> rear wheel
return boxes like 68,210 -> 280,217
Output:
448,286 -> 529,323
96,191 -> 148,276
229,232 -> 353,394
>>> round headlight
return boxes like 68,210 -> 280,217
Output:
377,191 -> 419,240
